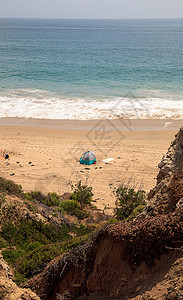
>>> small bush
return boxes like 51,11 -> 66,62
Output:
60,200 -> 80,214
48,192 -> 60,206
0,177 -> 23,198
127,204 -> 146,221
74,208 -> 89,220
71,180 -> 93,209
25,191 -> 61,207
107,218 -> 118,224
25,191 -> 47,204
0,236 -> 8,249
14,270 -> 27,285
113,186 -> 146,220
2,248 -> 22,264
59,200 -> 88,219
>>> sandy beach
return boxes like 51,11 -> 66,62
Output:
0,118 -> 181,213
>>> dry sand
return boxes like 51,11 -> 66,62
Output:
0,118 -> 181,213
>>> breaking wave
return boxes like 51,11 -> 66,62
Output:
0,89 -> 183,120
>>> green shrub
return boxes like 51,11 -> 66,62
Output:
127,204 -> 146,221
59,200 -> 88,219
1,219 -> 69,247
0,236 -> 8,249
25,191 -> 47,204
74,209 -> 89,220
0,192 -> 5,207
71,180 -> 93,209
0,177 -> 23,198
25,191 -> 61,207
16,243 -> 62,278
15,234 -> 91,279
48,192 -> 60,206
1,216 -> 92,280
0,192 -> 5,216
60,199 -> 80,213
14,270 -> 27,285
2,248 -> 22,263
113,186 -> 146,220
107,218 -> 118,224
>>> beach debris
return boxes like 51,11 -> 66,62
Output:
80,151 -> 96,165
102,158 -> 114,163
164,122 -> 172,128
5,154 -> 9,159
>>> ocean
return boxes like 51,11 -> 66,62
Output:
0,18 -> 183,120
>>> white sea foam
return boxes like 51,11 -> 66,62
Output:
0,89 -> 183,120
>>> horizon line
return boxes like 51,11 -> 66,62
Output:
0,17 -> 183,20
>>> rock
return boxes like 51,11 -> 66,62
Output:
143,127 -> 183,216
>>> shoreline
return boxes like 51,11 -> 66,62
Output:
0,117 -> 182,131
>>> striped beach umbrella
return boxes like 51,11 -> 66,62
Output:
0,156 -> 5,163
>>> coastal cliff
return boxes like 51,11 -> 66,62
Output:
0,128 -> 183,299
25,128 -> 183,300
144,126 -> 183,216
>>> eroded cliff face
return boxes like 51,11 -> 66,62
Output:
157,127 -> 183,183
25,209 -> 183,300
143,126 -> 183,216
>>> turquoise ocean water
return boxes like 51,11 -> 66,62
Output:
0,18 -> 183,119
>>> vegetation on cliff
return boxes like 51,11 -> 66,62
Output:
98,209 -> 183,267
113,185 -> 146,220
0,176 -> 146,286
0,177 -> 96,285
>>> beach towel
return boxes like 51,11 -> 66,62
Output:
102,158 -> 114,163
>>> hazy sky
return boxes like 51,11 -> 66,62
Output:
0,0 -> 183,19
